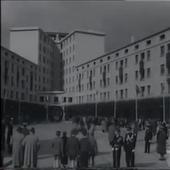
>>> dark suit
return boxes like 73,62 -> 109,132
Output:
111,135 -> 123,168
124,132 -> 136,167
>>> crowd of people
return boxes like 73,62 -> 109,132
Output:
1,116 -> 169,169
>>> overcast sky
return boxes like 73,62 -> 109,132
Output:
1,1 -> 170,52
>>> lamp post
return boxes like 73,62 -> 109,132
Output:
162,85 -> 165,122
114,98 -> 117,119
46,96 -> 49,122
95,91 -> 98,118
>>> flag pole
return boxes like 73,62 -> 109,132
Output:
114,99 -> 116,119
135,96 -> 138,122
163,93 -> 165,122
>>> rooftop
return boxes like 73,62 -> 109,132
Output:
59,29 -> 106,43
76,27 -> 170,68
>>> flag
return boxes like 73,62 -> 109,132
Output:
136,85 -> 140,95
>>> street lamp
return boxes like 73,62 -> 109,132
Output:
95,91 -> 98,118
45,96 -> 49,122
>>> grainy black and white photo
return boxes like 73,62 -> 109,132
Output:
1,1 -> 170,169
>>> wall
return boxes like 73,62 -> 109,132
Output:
10,29 -> 39,64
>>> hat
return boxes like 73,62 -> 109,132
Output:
127,126 -> 132,131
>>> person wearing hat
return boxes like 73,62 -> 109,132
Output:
22,127 -> 40,168
61,131 -> 68,168
66,129 -> 80,168
51,130 -> 62,168
144,124 -> 153,153
124,125 -> 136,167
11,127 -> 24,168
110,128 -> 123,168
7,117 -> 14,154
157,125 -> 167,160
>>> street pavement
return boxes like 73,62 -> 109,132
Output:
4,121 -> 170,169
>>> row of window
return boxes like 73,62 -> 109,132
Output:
77,43 -> 170,74
61,34 -> 75,48
62,44 -> 75,57
63,55 -> 75,66
2,89 -> 37,102
76,91 -> 111,104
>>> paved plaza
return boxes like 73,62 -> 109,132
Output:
4,121 -> 170,169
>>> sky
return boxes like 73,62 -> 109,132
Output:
1,1 -> 170,53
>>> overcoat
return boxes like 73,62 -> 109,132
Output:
157,130 -> 166,154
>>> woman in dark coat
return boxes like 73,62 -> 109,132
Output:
61,131 -> 68,167
157,125 -> 167,160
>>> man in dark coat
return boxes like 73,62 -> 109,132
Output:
7,117 -> 14,154
51,131 -> 62,168
144,125 -> 153,153
124,126 -> 136,167
61,131 -> 68,168
88,132 -> 98,167
79,129 -> 91,168
111,128 -> 123,168
67,129 -> 79,168
108,121 -> 116,146
157,125 -> 167,160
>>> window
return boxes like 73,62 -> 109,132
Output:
141,86 -> 145,97
135,55 -> 138,64
135,44 -> 139,50
107,56 -> 110,60
21,93 -> 25,100
125,73 -> 128,82
147,68 -> 151,78
141,52 -> 145,60
5,52 -> 8,56
160,46 -> 165,56
146,40 -> 151,45
125,58 -> 128,67
116,62 -> 118,70
21,80 -> 25,89
135,70 -> 138,80
116,53 -> 119,57
10,91 -> 13,99
161,83 -> 165,94
120,90 -> 123,99
107,77 -> 110,86
100,66 -> 102,74
147,85 -> 151,95
11,63 -> 14,73
107,64 -> 110,73
4,60 -> 9,85
11,77 -> 14,86
100,79 -> 102,87
107,92 -> 110,100
168,43 -> 170,52
116,90 -> 118,99
125,49 -> 128,54
147,50 -> 151,61
160,64 -> 165,75
125,89 -> 128,98
100,59 -> 103,63
116,76 -> 118,84
160,34 -> 165,40
93,61 -> 96,65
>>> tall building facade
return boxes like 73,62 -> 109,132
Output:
74,28 -> 170,104
1,46 -> 38,103
1,26 -> 170,120
10,27 -> 62,92
60,30 -> 105,104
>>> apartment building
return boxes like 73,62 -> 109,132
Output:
74,28 -> 170,104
